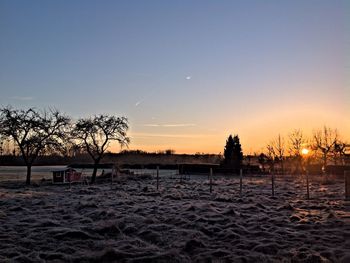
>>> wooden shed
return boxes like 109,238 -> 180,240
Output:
52,168 -> 82,184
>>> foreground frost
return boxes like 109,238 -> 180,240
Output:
0,175 -> 349,262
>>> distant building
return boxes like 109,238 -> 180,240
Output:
52,168 -> 82,184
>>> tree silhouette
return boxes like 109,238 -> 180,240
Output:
313,126 -> 338,170
258,153 -> 268,173
333,141 -> 347,165
289,129 -> 305,174
223,135 -> 234,164
223,134 -> 243,170
72,114 -> 130,183
0,134 -> 4,156
272,134 -> 285,174
0,107 -> 70,185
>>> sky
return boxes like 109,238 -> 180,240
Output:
0,0 -> 348,154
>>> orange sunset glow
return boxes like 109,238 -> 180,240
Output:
0,1 -> 349,262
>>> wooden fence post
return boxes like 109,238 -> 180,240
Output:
210,168 -> 213,193
240,169 -> 243,197
111,166 -> 114,186
156,166 -> 159,191
68,172 -> 71,190
306,170 -> 310,200
271,172 -> 275,197
345,171 -> 350,200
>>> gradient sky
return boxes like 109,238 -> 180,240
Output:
0,0 -> 348,154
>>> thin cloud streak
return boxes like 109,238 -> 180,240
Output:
143,123 -> 196,127
135,100 -> 143,107
11,96 -> 34,101
131,132 -> 214,139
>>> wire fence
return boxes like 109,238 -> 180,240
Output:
0,166 -> 348,201
123,168 -> 349,201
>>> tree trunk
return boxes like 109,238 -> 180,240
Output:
91,161 -> 99,184
323,155 -> 327,174
26,165 -> 32,185
270,163 -> 274,175
296,157 -> 302,175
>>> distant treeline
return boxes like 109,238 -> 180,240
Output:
0,150 -> 222,166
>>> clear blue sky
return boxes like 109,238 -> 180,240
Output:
0,0 -> 348,153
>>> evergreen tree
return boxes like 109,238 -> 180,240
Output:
223,135 -> 234,165
223,134 -> 243,169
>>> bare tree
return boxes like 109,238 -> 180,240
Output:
72,115 -> 130,183
258,153 -> 268,173
0,107 -> 71,185
1,138 -> 9,155
333,140 -> 347,165
272,134 -> 285,174
289,129 -> 306,174
0,134 -> 4,156
312,126 -> 338,169
266,143 -> 276,173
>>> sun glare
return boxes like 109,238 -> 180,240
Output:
301,148 -> 309,155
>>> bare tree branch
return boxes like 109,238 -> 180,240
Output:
72,114 -> 130,183
0,106 -> 71,185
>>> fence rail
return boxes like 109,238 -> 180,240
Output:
0,166 -> 348,201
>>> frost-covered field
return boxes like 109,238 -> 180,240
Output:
0,175 -> 349,262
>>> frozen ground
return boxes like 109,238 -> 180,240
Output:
0,174 -> 349,262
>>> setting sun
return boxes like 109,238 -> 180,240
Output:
301,148 -> 309,155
